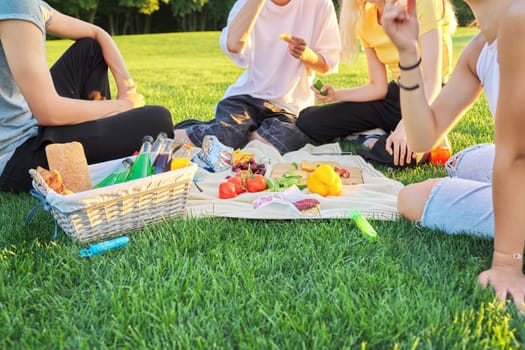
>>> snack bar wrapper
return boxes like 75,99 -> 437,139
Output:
192,135 -> 233,173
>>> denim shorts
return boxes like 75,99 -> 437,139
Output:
421,144 -> 495,237
185,95 -> 312,154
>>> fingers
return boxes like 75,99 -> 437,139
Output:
386,138 -> 413,166
288,36 -> 307,59
407,0 -> 416,16
511,292 -> 525,314
478,271 -> 489,288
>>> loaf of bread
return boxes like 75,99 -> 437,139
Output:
45,141 -> 92,192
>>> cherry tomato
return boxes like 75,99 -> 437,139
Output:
218,181 -> 238,199
228,174 -> 246,194
245,174 -> 267,193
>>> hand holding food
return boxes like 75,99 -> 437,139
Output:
279,32 -> 292,42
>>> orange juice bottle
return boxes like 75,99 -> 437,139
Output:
170,143 -> 193,170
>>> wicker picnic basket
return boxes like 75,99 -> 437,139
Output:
28,163 -> 198,243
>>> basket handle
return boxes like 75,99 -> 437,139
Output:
29,168 -> 51,195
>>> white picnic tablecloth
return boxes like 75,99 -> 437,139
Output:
186,141 -> 404,220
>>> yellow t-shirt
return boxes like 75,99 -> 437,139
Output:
358,0 -> 453,81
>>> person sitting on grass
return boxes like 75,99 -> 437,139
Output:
173,0 -> 341,155
0,0 -> 174,193
295,0 -> 456,168
381,0 -> 525,312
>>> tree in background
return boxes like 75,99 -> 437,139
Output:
451,0 -> 475,26
46,0 -> 475,35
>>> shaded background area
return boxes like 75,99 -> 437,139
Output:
45,0 -> 475,36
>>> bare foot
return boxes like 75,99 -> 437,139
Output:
249,131 -> 280,153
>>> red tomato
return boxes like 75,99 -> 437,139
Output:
227,175 -> 246,194
245,174 -> 267,193
218,181 -> 238,199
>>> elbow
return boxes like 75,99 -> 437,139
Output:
29,97 -> 64,126
316,64 -> 330,75
226,40 -> 245,54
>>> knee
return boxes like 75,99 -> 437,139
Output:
397,179 -> 438,222
73,38 -> 100,52
295,108 -> 315,134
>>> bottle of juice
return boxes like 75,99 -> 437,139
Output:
313,77 -> 328,96
170,143 -> 193,170
150,132 -> 168,167
127,135 -> 154,180
94,158 -> 134,188
152,138 -> 173,174
430,135 -> 452,166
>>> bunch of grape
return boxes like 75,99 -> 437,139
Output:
231,158 -> 267,175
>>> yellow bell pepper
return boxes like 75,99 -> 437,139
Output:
306,164 -> 342,197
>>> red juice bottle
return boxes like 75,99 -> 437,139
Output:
152,138 -> 173,174
150,132 -> 168,167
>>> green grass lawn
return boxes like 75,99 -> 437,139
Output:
1,28 -> 523,349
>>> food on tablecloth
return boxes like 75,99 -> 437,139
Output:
333,166 -> 351,178
232,149 -> 254,164
193,135 -> 233,173
279,32 -> 292,41
306,164 -> 342,197
36,166 -> 73,195
45,141 -> 92,192
252,186 -> 320,215
227,174 -> 246,195
232,157 -> 266,175
218,169 -> 267,199
245,173 -> 266,192
292,198 -> 321,214
219,181 -> 237,199
265,172 -> 305,192
270,161 -> 361,186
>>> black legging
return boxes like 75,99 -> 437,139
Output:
296,81 -> 402,143
0,38 -> 174,193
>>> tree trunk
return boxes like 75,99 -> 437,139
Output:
144,15 -> 151,34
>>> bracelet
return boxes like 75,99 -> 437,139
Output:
397,76 -> 420,91
398,57 -> 422,71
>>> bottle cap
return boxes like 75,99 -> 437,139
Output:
142,135 -> 154,143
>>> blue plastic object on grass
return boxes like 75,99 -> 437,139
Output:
80,236 -> 130,258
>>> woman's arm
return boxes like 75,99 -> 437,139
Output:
381,0 -> 483,151
478,1 -> 525,313
46,10 -> 137,99
419,27 -> 442,103
384,27 -> 443,165
0,20 -> 141,126
317,48 -> 389,103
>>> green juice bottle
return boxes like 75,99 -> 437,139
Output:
127,135 -> 154,181
94,158 -> 134,188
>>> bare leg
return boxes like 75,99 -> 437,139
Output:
397,178 -> 442,222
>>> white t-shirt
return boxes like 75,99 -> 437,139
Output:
476,39 -> 499,118
219,0 -> 341,115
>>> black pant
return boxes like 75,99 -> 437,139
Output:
0,38 -> 173,193
296,81 -> 402,143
